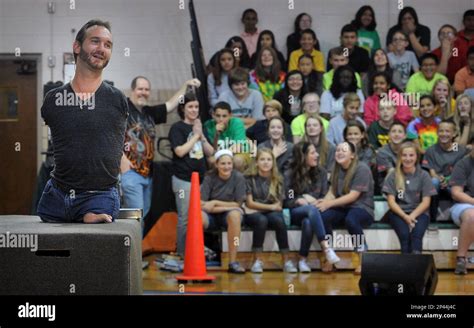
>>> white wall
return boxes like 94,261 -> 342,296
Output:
0,0 -> 472,91
196,0 -> 474,65
0,0 -> 193,91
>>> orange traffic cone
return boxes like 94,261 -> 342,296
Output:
176,172 -> 216,283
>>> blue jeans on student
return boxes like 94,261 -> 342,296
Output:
37,179 -> 120,223
388,211 -> 430,254
290,205 -> 326,257
244,211 -> 289,253
121,169 -> 152,233
172,175 -> 191,257
321,207 -> 373,252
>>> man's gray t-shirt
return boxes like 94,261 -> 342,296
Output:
382,167 -> 437,214
388,50 -> 419,88
41,82 -> 129,191
200,170 -> 246,203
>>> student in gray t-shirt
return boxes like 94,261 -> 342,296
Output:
243,148 -> 297,273
383,142 -> 437,254
216,67 -> 264,129
283,142 -> 340,273
387,31 -> 420,89
376,121 -> 407,194
422,120 -> 469,193
200,150 -> 246,273
449,148 -> 474,274
317,141 -> 374,274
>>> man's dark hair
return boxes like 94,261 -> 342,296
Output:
228,67 -> 250,88
420,53 -> 440,66
74,19 -> 111,61
340,24 -> 358,37
213,101 -> 232,114
131,76 -> 150,90
241,8 -> 257,20
463,9 -> 474,21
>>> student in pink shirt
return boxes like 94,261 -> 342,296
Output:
240,9 -> 260,57
363,71 -> 413,126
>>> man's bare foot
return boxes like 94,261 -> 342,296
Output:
83,212 -> 112,223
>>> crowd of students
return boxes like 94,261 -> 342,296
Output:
169,6 -> 474,275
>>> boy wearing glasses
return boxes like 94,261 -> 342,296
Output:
388,30 -> 419,90
432,25 -> 462,84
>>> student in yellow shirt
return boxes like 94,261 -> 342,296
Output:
288,29 -> 325,73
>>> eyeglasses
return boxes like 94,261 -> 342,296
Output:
440,32 -> 455,38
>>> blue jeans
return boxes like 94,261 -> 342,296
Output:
321,207 -> 373,252
37,179 -> 120,223
290,205 -> 326,257
172,175 -> 191,257
121,169 -> 152,233
388,212 -> 430,254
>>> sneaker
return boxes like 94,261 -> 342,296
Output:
298,259 -> 311,273
251,259 -> 264,273
455,257 -> 468,275
324,248 -> 340,264
284,260 -> 297,273
228,261 -> 246,274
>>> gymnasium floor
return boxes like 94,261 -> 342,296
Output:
142,254 -> 474,295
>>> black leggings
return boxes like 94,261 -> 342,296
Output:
244,211 -> 289,253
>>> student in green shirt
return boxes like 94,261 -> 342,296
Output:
351,5 -> 381,56
406,53 -> 448,96
204,101 -> 246,150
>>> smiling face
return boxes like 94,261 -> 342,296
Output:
344,101 -> 360,120
219,52 -> 235,72
287,73 -> 303,92
305,117 -> 322,137
257,151 -> 274,174
345,126 -> 363,147
401,146 -> 417,171
361,9 -> 373,28
300,32 -> 316,52
389,124 -> 406,145
419,97 -> 435,119
421,58 -> 437,80
438,122 -> 455,145
231,81 -> 249,98
335,142 -> 355,166
184,100 -> 200,122
130,78 -> 150,107
74,25 -> 113,71
305,144 -> 319,168
373,49 -> 388,67
391,31 -> 408,52
260,49 -> 274,67
216,155 -> 233,179
373,75 -> 389,95
268,118 -> 284,140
